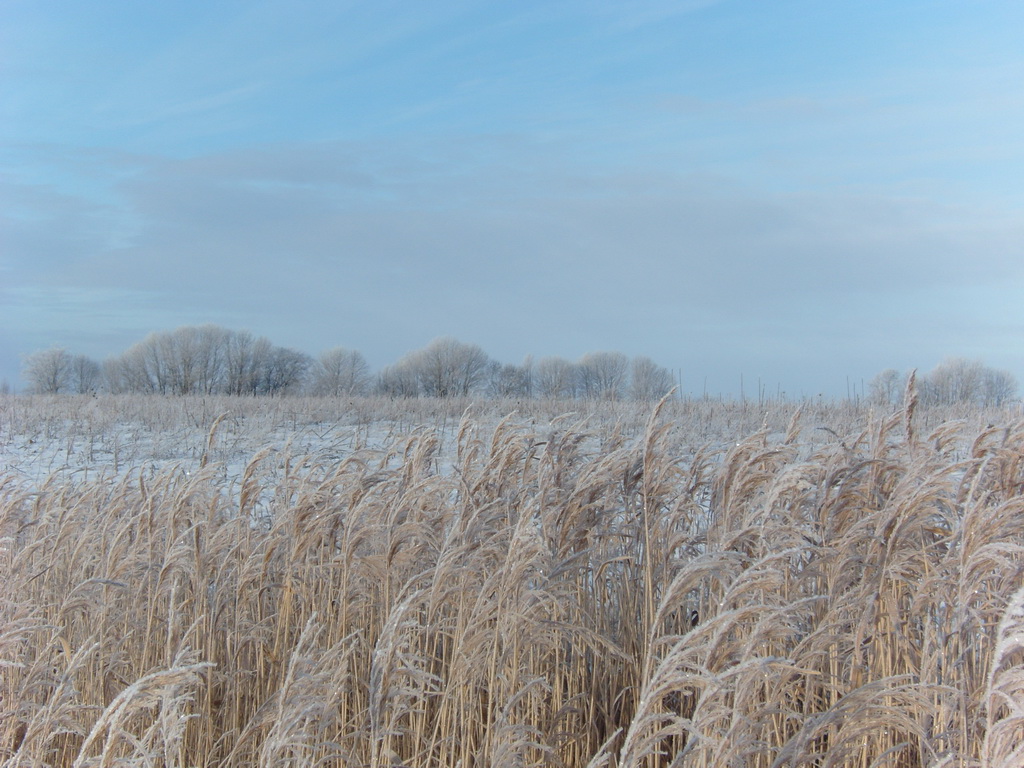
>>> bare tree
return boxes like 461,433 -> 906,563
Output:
112,329 -> 184,393
630,356 -> 675,401
101,356 -> 127,393
23,347 -> 72,393
155,325 -> 229,395
918,358 -> 1018,407
106,339 -> 164,393
534,356 -> 578,399
982,367 -> 1018,406
487,361 -> 533,398
310,348 -> 371,396
376,362 -> 420,397
106,325 -> 285,395
223,331 -> 273,395
400,337 -> 491,397
257,346 -> 311,395
578,351 -> 629,400
921,358 -> 984,406
156,329 -> 195,394
126,332 -> 169,393
521,355 -> 534,398
69,354 -> 101,393
868,368 -> 904,406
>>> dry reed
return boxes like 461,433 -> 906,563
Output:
2,394 -> 1024,766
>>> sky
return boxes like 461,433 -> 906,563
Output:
2,0 -> 1023,398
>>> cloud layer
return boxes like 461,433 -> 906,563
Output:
3,1 -> 1023,395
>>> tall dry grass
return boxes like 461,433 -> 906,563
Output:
2,393 -> 1024,766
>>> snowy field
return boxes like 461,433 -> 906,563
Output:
2,392 -> 1015,532
2,393 -> 1016,486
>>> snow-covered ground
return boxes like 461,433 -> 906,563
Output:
2,393 -> 1013,489
1,395 -> 465,487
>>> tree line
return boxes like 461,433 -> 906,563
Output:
20,325 -> 677,400
21,325 -> 1018,405
868,358 -> 1018,408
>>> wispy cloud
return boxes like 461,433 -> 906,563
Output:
3,0 -> 1023,392
589,0 -> 727,29
4,134 -> 1021,393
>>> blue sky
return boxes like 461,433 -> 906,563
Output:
2,0 -> 1023,397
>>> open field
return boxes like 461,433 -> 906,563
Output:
2,393 -> 1024,766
